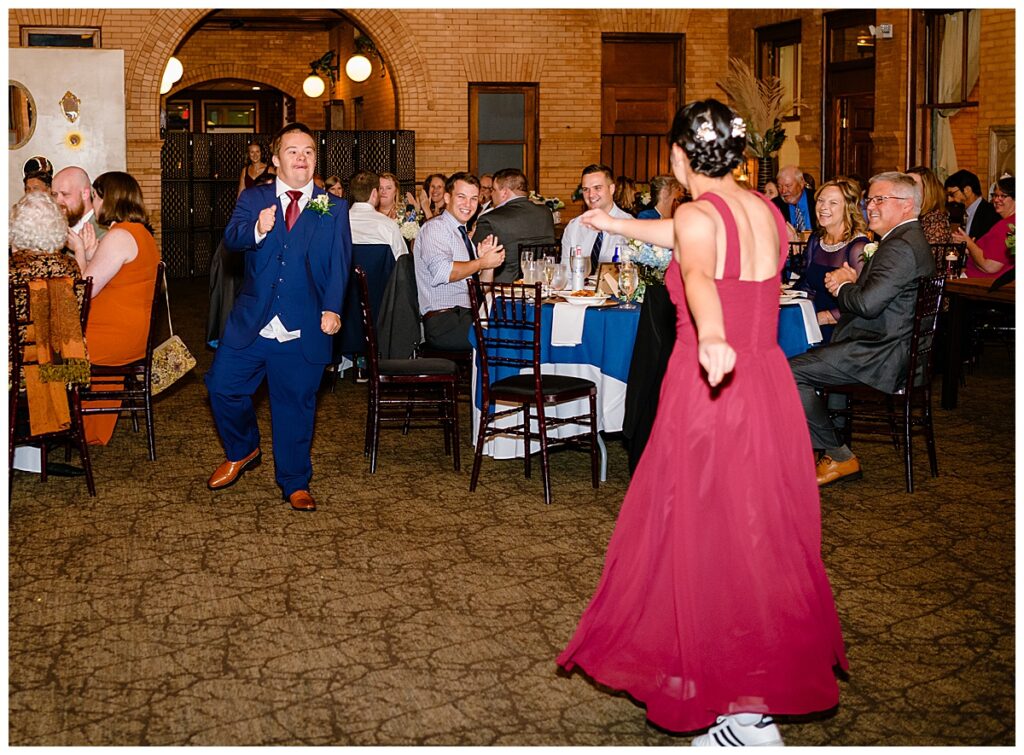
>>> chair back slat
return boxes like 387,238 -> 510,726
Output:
906,275 -> 946,390
352,265 -> 381,382
786,240 -> 808,279
468,281 -> 544,400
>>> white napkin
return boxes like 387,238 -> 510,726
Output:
551,302 -> 587,346
795,299 -> 823,345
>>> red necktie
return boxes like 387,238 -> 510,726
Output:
284,190 -> 303,231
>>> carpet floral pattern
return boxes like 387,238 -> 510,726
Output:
8,279 -> 1014,745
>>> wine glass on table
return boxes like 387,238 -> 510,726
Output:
521,249 -> 535,284
541,256 -> 557,296
618,261 -> 639,310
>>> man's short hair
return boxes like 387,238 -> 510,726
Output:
776,165 -> 805,186
23,170 -> 52,190
944,169 -> 982,196
349,170 -> 380,203
271,122 -> 314,157
493,168 -> 528,194
581,164 -> 614,183
870,171 -> 922,216
445,172 -> 480,194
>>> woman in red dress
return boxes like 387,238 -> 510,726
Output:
557,100 -> 847,746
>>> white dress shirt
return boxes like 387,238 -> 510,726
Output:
257,179 -> 313,342
349,201 -> 408,259
71,209 -> 96,234
560,203 -> 632,265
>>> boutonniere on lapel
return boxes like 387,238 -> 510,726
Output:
306,194 -> 332,217
859,242 -> 879,264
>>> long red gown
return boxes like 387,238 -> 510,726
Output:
557,192 -> 848,733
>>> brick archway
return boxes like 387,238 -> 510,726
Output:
167,64 -> 302,102
345,9 -> 431,128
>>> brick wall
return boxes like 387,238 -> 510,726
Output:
976,8 -> 1015,186
8,7 -> 1015,260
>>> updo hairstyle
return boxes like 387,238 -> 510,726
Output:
669,99 -> 747,178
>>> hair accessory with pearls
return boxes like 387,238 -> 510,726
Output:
730,117 -> 747,139
695,119 -> 717,144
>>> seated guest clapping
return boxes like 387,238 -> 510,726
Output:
66,171 -> 162,445
952,175 -> 1015,278
414,173 -> 504,351
789,171 -> 935,487
791,178 -> 870,342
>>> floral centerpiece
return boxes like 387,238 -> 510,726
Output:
399,219 -> 420,241
623,238 -> 673,301
529,191 -> 565,224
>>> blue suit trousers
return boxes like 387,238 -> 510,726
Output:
206,335 -> 324,496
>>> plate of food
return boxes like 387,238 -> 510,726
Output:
560,290 -> 610,306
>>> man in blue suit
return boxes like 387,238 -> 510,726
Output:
205,122 -> 351,511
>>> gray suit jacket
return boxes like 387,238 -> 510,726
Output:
821,220 -> 936,393
473,196 -> 555,283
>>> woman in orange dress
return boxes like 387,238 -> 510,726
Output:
67,171 -> 161,445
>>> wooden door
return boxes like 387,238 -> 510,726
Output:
833,94 -> 874,179
601,35 -> 682,181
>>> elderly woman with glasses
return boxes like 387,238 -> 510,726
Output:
66,171 -> 162,445
952,175 -> 1015,278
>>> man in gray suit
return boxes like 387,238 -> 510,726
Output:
790,171 -> 936,486
473,168 -> 555,283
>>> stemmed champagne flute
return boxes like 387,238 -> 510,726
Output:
618,261 -> 639,309
542,256 -> 557,295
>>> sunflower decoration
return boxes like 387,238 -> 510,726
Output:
63,131 -> 84,150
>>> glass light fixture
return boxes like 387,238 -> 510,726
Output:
160,55 -> 184,95
302,74 -> 326,99
303,51 -> 338,99
345,54 -> 372,83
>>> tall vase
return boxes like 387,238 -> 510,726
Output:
757,156 -> 777,192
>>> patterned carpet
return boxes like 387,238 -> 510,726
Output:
8,278 -> 1014,745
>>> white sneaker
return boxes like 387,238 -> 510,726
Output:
692,714 -> 784,747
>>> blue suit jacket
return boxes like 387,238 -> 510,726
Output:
222,183 -> 352,364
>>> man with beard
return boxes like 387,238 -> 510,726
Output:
51,166 -> 107,246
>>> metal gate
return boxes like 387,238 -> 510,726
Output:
160,130 -> 416,278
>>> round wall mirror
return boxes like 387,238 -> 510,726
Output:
9,80 -> 36,149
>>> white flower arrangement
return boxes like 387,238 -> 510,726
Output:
399,220 -> 420,240
306,193 -> 332,216
860,241 -> 879,263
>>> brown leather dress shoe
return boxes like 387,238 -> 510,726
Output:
816,454 -> 862,487
207,448 -> 261,490
286,490 -> 316,512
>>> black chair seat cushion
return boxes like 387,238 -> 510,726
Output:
491,373 -> 595,398
379,357 -> 457,376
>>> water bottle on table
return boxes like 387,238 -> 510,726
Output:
570,246 -> 587,291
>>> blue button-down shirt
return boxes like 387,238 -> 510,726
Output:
414,211 -> 475,314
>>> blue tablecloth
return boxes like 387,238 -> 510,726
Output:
471,300 -> 815,460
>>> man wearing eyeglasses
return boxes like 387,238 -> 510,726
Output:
789,171 -> 936,487
943,169 -> 1000,240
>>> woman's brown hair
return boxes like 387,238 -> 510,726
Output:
815,177 -> 869,240
93,171 -> 152,231
906,165 -> 946,216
